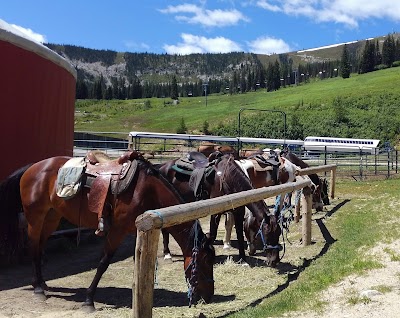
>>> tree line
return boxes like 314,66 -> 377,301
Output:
48,33 -> 400,101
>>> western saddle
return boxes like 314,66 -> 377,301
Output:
84,150 -> 140,236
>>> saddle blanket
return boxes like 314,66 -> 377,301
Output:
56,157 -> 86,199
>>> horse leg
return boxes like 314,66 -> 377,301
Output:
208,213 -> 222,243
162,228 -> 172,260
243,209 -> 257,256
84,228 -> 125,309
232,207 -> 247,263
28,209 -> 61,295
223,212 -> 234,249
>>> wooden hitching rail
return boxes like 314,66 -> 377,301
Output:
132,164 -> 337,318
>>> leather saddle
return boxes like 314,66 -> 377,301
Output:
171,151 -> 213,200
84,150 -> 139,215
249,153 -> 280,171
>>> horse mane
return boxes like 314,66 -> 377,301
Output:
136,156 -> 159,177
220,155 -> 254,191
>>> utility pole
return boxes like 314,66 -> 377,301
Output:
202,82 -> 208,107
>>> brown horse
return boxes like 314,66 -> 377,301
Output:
157,152 -> 282,266
231,150 -> 328,254
197,142 -> 238,159
0,151 -> 215,309
233,153 -> 291,255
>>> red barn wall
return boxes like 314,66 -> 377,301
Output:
0,31 -> 76,181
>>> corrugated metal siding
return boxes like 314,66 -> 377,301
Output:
0,40 -> 76,180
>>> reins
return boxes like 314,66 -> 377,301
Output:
184,220 -> 214,307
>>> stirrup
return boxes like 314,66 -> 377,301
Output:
95,217 -> 106,236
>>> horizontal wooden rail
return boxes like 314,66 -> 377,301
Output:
133,163 -> 337,318
295,164 -> 337,176
135,177 -> 311,232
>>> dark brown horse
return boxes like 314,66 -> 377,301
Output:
158,152 -> 282,266
281,150 -> 330,207
0,151 -> 215,309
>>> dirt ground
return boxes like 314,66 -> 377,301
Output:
283,240 -> 400,318
1,197 -> 399,318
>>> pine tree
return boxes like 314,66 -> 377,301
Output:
340,44 -> 351,78
176,117 -> 187,134
382,34 -> 396,67
359,40 -> 375,73
170,75 -> 179,100
375,40 -> 382,66
395,38 -> 400,62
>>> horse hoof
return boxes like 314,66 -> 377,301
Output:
82,302 -> 96,313
248,246 -> 256,256
33,288 -> 47,301
237,259 -> 249,267
164,253 -> 172,260
223,243 -> 231,250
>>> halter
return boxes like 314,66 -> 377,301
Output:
255,218 -> 283,253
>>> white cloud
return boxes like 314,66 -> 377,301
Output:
159,4 -> 249,27
256,0 -> 281,12
163,33 -> 242,55
0,20 -> 47,43
247,36 -> 291,54
255,0 -> 400,27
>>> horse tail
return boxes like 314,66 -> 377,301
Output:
0,164 -> 32,266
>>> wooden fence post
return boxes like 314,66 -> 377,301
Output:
330,166 -> 336,199
294,195 -> 301,223
133,228 -> 160,318
301,186 -> 312,246
131,171 -> 337,316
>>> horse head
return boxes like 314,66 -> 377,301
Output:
183,221 -> 215,305
311,182 -> 324,211
321,178 -> 330,205
262,213 -> 282,267
278,156 -> 298,184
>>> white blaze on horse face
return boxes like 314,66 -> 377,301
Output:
216,171 -> 222,176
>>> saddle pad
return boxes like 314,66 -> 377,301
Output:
56,157 -> 86,199
174,157 -> 195,172
235,159 -> 252,178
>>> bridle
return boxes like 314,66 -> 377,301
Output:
255,217 -> 283,255
184,220 -> 214,307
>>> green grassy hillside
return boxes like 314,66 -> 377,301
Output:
75,67 -> 400,146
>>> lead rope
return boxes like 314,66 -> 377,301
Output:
187,220 -> 200,307
154,258 -> 159,286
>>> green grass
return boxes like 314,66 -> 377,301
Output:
226,178 -> 400,317
75,67 -> 400,140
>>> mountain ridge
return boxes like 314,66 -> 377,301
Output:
45,32 -> 399,88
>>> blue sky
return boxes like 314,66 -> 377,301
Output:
1,0 -> 400,55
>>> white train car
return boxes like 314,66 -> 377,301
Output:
303,136 -> 380,154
